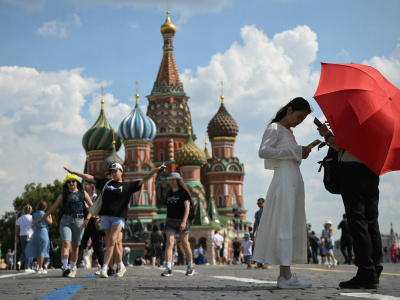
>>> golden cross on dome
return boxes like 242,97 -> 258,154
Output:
101,86 -> 104,109
220,81 -> 224,104
135,81 -> 139,104
167,0 -> 170,12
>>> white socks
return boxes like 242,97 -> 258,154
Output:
188,261 -> 193,267
62,259 -> 68,268
70,262 -> 76,270
118,261 -> 124,268
167,262 -> 172,269
102,264 -> 108,270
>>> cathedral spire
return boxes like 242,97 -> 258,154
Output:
152,11 -> 184,94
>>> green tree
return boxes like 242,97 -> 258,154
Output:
0,180 -> 63,267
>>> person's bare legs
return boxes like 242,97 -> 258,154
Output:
164,231 -> 175,265
179,233 -> 192,262
280,265 -> 292,279
103,225 -> 123,267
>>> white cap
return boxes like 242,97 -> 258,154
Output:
109,163 -> 123,171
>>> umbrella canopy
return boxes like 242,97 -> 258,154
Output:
314,62 -> 400,175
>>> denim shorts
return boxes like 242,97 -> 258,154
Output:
165,219 -> 190,234
244,255 -> 252,263
100,216 -> 125,230
60,215 -> 85,245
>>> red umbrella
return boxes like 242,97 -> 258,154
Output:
314,62 -> 400,175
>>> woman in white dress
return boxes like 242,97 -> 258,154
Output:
253,97 -> 313,289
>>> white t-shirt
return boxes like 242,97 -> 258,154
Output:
241,240 -> 253,256
193,248 -> 199,259
123,247 -> 131,255
16,215 -> 34,236
213,233 -> 224,248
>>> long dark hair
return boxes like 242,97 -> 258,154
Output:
270,97 -> 311,124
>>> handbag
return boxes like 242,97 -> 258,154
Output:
88,180 -> 112,216
318,147 -> 345,195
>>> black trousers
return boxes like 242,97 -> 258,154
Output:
339,163 -> 382,281
79,218 -> 104,267
340,235 -> 353,264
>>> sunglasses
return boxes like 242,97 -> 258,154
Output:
66,180 -> 77,184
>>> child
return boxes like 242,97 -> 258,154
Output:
241,233 -> 253,269
253,97 -> 312,289
6,249 -> 14,270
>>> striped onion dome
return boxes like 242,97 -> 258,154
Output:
82,100 -> 122,152
207,95 -> 239,139
118,94 -> 156,141
175,128 -> 207,166
103,140 -> 124,172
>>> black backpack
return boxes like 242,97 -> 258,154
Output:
318,145 -> 344,195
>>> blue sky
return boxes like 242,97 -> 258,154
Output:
1,0 -> 399,236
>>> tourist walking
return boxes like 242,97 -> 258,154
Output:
15,204 -> 35,273
309,231 -> 320,264
338,214 -> 353,264
253,198 -> 267,269
78,181 -> 104,275
241,233 -> 253,269
321,220 -> 336,267
150,225 -> 164,268
232,237 -> 241,264
161,172 -> 194,277
6,249 -> 14,270
253,97 -> 312,289
197,244 -> 205,265
213,230 -> 224,264
64,163 -> 163,279
35,174 -> 93,278
25,201 -> 52,274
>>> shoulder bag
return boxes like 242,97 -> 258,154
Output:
88,180 -> 112,216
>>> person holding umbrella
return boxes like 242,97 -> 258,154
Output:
318,124 -> 381,288
313,62 -> 399,289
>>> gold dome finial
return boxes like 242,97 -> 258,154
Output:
220,81 -> 224,104
112,131 -> 116,147
101,86 -> 104,109
135,81 -> 139,104
188,126 -> 192,135
160,10 -> 176,35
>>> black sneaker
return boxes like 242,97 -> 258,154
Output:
339,276 -> 378,289
161,268 -> 172,277
185,266 -> 195,276
108,268 -> 115,276
62,267 -> 70,277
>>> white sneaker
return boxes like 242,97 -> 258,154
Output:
94,267 -> 101,275
100,268 -> 108,278
16,261 -> 21,271
67,268 -> 77,278
116,265 -> 126,278
37,268 -> 47,274
277,274 -> 312,289
24,268 -> 35,273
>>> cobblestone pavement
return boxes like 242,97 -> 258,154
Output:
1,263 -> 399,300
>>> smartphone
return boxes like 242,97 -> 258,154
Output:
314,117 -> 323,128
158,165 -> 166,174
307,139 -> 322,149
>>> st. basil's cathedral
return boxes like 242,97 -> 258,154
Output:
81,12 -> 249,263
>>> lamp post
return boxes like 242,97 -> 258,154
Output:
14,210 -> 19,268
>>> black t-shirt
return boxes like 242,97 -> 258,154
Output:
338,219 -> 351,238
165,187 -> 190,220
94,177 -> 141,219
233,241 -> 241,251
310,236 -> 320,250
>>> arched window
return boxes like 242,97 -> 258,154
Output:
231,195 -> 236,207
159,152 -> 164,161
199,237 -> 207,251
159,127 -> 167,133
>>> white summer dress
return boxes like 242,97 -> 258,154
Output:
253,122 -> 307,266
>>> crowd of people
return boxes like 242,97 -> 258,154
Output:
4,97 -> 398,291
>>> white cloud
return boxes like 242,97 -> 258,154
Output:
0,66 -> 103,213
36,13 -> 81,38
362,44 -> 400,86
88,92 -> 132,122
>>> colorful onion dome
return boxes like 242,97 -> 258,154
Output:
118,93 -> 156,141
207,95 -> 239,139
82,98 -> 122,152
160,11 -> 176,35
175,128 -> 207,166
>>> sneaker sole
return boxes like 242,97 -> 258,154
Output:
161,274 -> 172,277
62,269 -> 71,277
278,284 -> 312,289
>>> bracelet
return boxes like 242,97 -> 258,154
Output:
324,132 -> 334,142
